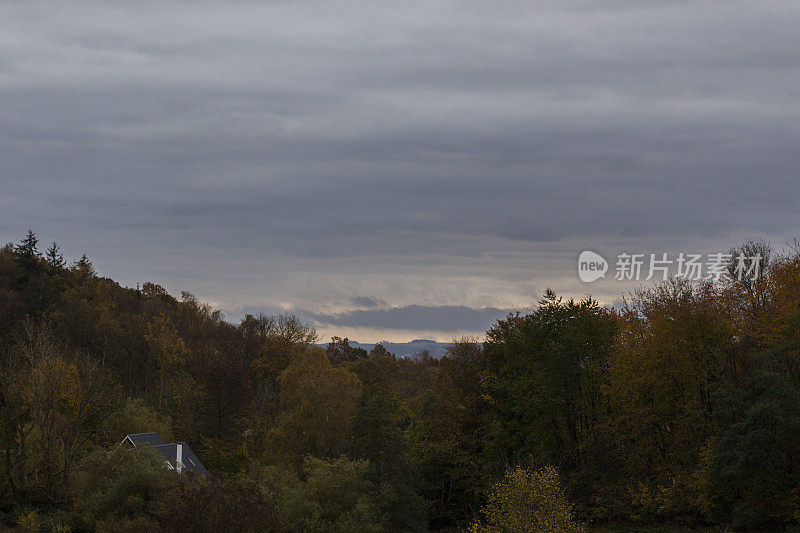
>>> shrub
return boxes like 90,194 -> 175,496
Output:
155,474 -> 280,532
70,446 -> 173,529
472,465 -> 584,533
252,456 -> 384,532
16,508 -> 42,531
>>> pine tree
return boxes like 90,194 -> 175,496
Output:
46,241 -> 65,269
14,229 -> 42,273
73,253 -> 95,277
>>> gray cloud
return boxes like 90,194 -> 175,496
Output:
1,1 -> 799,339
350,296 -> 386,309
226,303 -> 522,335
309,305 -> 523,333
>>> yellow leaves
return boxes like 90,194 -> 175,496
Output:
145,315 -> 190,410
753,256 -> 800,346
605,281 -> 731,451
21,357 -> 84,419
145,314 -> 188,369
268,347 -> 364,464
473,465 -> 584,533
628,470 -> 704,522
277,347 -> 362,410
15,508 -> 42,531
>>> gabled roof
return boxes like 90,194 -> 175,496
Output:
123,432 -> 166,447
120,432 -> 207,475
152,443 -> 208,475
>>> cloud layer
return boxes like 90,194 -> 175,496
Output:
311,305 -> 520,334
2,1 -> 799,340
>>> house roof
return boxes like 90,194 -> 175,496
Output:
124,432 -> 166,447
121,432 -> 207,475
152,443 -> 208,475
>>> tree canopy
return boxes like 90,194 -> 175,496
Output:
1,232 -> 800,530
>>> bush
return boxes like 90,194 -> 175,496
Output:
15,508 -> 42,531
155,475 -> 279,533
70,446 -> 174,529
472,465 -> 584,533
252,456 -> 384,532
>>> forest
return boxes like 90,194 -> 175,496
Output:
1,231 -> 799,532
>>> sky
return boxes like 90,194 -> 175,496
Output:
2,1 -> 799,342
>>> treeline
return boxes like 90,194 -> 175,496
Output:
1,231 -> 799,531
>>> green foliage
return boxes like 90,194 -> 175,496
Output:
482,292 -> 616,494
327,336 -> 368,364
71,448 -> 278,532
702,369 -> 800,528
102,398 -> 174,445
253,455 -> 384,532
70,446 -> 173,529
302,456 -> 383,531
14,229 -> 42,275
45,242 -> 65,270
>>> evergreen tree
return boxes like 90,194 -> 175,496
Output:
46,241 -> 65,269
73,253 -> 95,277
14,229 -> 41,273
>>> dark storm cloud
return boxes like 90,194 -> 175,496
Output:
2,1 -> 799,336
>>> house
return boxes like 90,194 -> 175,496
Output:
122,432 -> 165,447
122,432 -> 208,475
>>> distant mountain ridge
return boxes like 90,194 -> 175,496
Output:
318,338 -> 455,359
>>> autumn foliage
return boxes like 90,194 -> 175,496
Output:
2,233 -> 800,530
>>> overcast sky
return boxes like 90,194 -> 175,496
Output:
2,1 -> 799,342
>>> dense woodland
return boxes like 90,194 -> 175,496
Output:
1,231 -> 800,532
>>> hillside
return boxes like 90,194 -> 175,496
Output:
2,234 -> 800,531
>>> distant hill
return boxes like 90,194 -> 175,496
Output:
319,338 -> 455,359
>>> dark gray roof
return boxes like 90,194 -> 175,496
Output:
124,432 -> 166,446
151,443 -> 208,475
